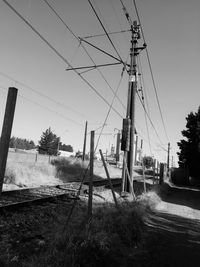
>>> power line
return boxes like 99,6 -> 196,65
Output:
81,29 -> 130,39
138,88 -> 152,155
94,68 -> 125,153
2,0 -> 123,119
132,0 -> 170,142
136,90 -> 166,151
42,0 -> 127,113
0,85 -> 83,126
88,0 -> 124,63
109,0 -> 130,44
0,71 -> 86,119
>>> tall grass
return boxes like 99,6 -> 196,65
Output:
4,162 -> 59,189
21,199 -> 150,267
51,157 -> 89,182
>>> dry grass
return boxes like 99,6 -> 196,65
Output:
51,157 -> 88,182
20,198 -> 152,267
4,162 -> 59,189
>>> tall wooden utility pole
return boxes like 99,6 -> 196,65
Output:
122,21 -> 146,192
167,142 -> 170,177
0,87 -> 18,195
87,130 -> 94,221
82,121 -> 88,161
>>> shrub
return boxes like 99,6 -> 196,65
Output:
51,157 -> 88,182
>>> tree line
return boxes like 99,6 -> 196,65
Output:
9,127 -> 73,156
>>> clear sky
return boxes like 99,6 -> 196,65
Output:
0,0 -> 200,166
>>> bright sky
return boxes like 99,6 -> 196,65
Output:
0,0 -> 200,166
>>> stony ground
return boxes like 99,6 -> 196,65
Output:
0,197 -> 74,266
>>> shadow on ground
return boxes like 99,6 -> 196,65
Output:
138,209 -> 200,267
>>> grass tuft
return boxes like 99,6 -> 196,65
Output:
4,162 -> 59,189
21,200 -> 150,267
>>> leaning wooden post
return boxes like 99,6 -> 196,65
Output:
159,163 -> 164,185
88,131 -> 94,221
0,87 -> 18,195
99,149 -> 120,211
82,121 -> 88,161
141,157 -> 146,193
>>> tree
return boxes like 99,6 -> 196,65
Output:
177,107 -> 200,177
38,127 -> 59,156
59,143 -> 73,152
10,136 -> 36,150
142,156 -> 154,169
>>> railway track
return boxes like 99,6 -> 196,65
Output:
0,178 -> 122,210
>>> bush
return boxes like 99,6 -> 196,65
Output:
51,157 -> 88,182
170,168 -> 190,186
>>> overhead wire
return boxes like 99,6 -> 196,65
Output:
94,67 -> 125,153
81,29 -> 130,39
0,85 -> 83,126
136,90 -> 167,152
132,0 -> 170,142
65,67 -> 125,230
42,0 -> 127,112
92,0 -> 124,58
2,0 -> 123,119
119,0 -> 169,152
88,0 -> 124,63
137,76 -> 152,156
0,71 -> 87,119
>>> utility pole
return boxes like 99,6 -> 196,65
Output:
167,142 -> 170,177
122,21 -> 146,193
82,121 -> 88,161
88,130 -> 94,221
0,87 -> 18,195
114,128 -> 121,164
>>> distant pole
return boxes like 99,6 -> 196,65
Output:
82,121 -> 88,161
88,130 -> 94,221
115,132 -> 120,163
0,87 -> 18,195
167,142 -> 170,177
134,135 -> 138,165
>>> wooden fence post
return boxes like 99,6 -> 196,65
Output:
82,121 -> 88,161
88,131 -> 94,221
0,87 -> 18,195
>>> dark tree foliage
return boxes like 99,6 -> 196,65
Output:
59,143 -> 73,152
38,127 -> 59,156
10,136 -> 36,150
142,156 -> 154,169
177,107 -> 200,177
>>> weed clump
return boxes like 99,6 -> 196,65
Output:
4,162 -> 58,189
24,201 -> 147,267
51,157 -> 87,182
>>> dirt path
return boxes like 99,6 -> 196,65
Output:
138,183 -> 200,267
